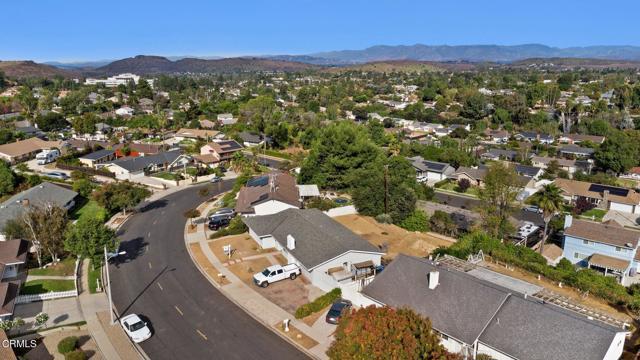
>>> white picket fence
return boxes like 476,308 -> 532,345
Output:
17,259 -> 81,304
16,290 -> 78,304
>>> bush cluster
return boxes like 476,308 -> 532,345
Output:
57,336 -> 78,354
295,288 -> 341,319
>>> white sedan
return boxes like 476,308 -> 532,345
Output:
120,314 -> 152,343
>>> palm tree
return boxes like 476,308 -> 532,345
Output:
528,184 -> 564,255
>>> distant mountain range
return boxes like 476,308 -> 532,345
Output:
308,44 -> 640,63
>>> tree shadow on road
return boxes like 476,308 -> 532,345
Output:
138,199 -> 169,213
114,237 -> 149,268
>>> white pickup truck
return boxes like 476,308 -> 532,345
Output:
253,264 -> 300,288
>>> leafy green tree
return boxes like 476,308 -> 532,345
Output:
72,113 -> 97,135
22,205 -> 69,267
429,210 -> 458,237
0,161 -> 16,196
327,306 -> 459,360
527,184 -> 564,254
300,122 -> 382,189
478,162 -> 521,238
460,92 -> 487,120
399,210 -> 428,232
367,119 -> 387,145
594,130 -> 639,174
35,112 -> 68,132
72,178 -> 95,198
64,217 -> 117,266
136,79 -> 153,99
92,181 -> 151,215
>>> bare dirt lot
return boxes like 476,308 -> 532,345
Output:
334,214 -> 455,259
209,234 -> 275,263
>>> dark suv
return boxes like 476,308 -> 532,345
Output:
208,216 -> 231,231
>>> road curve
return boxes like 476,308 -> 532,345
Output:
109,181 -> 308,360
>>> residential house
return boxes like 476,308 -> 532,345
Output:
105,150 -> 191,180
199,119 -> 216,129
174,128 -> 220,142
514,131 -> 539,142
361,254 -> 627,360
559,144 -> 595,158
235,172 -> 302,216
199,140 -> 243,164
217,113 -> 237,125
554,178 -> 640,214
563,216 -> 640,285
558,134 -> 606,145
408,156 -> 455,182
484,129 -> 509,143
112,143 -> 163,157
242,209 -> 384,293
0,182 -> 78,241
115,106 -> 134,117
531,156 -> 578,175
65,139 -> 112,152
449,166 -> 487,187
0,282 -> 20,321
622,167 -> 640,181
238,132 -> 270,147
539,134 -> 554,144
0,137 -> 63,164
480,148 -> 518,161
514,164 -> 543,179
0,240 -> 28,280
78,149 -> 116,168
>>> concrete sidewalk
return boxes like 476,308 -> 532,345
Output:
186,202 -> 333,359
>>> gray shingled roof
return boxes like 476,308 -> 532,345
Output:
362,255 -> 621,360
408,156 -> 453,174
242,209 -> 382,270
514,164 -> 542,178
108,150 -> 183,172
479,295 -> 617,360
0,182 -> 78,231
79,149 -> 114,161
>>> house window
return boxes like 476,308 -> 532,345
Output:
343,262 -> 349,268
441,334 -> 449,341
574,252 -> 588,260
616,247 -> 622,252
583,240 -> 589,245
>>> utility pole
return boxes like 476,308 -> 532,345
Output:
384,164 -> 389,214
104,246 -> 126,325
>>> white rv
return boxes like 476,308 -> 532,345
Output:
36,148 -> 61,165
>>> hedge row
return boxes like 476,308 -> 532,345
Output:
295,288 -> 342,319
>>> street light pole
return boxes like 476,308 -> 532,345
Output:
104,246 -> 127,325
104,246 -> 114,324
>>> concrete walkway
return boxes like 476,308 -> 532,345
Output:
25,275 -> 75,281
186,202 -> 334,359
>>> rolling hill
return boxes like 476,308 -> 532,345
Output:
89,55 -> 321,75
0,61 -> 77,78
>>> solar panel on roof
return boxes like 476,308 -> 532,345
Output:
425,162 -> 446,171
247,176 -> 269,187
589,184 -> 629,197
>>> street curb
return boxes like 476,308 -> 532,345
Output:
183,204 -> 319,360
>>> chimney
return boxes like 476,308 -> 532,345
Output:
428,271 -> 439,290
602,190 -> 610,205
286,234 -> 296,250
564,215 -> 573,229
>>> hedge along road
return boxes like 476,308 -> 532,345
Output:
108,180 -> 308,360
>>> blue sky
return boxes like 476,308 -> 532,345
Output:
2,0 -> 640,62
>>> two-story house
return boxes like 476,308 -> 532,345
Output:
562,215 -> 640,285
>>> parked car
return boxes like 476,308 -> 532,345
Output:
208,216 -> 231,231
253,264 -> 300,288
210,176 -> 222,183
326,299 -> 352,324
523,205 -> 543,213
120,314 -> 152,343
211,208 -> 235,218
45,171 -> 69,180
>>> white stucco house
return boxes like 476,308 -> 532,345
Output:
242,209 -> 384,293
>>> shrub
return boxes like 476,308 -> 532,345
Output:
457,178 -> 471,192
209,216 -> 248,239
375,213 -> 393,224
57,336 -> 78,354
64,350 -> 87,360
295,288 -> 341,319
398,210 -> 428,232
306,197 -> 338,211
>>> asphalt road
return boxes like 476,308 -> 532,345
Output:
434,191 -> 544,226
109,181 -> 308,360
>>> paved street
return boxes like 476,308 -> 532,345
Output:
109,180 -> 307,360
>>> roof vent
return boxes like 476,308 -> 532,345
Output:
428,271 -> 439,290
286,234 -> 296,250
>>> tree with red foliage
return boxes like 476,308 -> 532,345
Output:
327,306 -> 461,360
572,197 -> 595,215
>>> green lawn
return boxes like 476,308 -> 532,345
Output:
581,208 -> 607,221
88,260 -> 102,294
21,280 -> 75,295
28,257 -> 76,277
152,171 -> 181,181
263,149 -> 292,160
435,180 -> 480,197
72,200 -> 108,222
